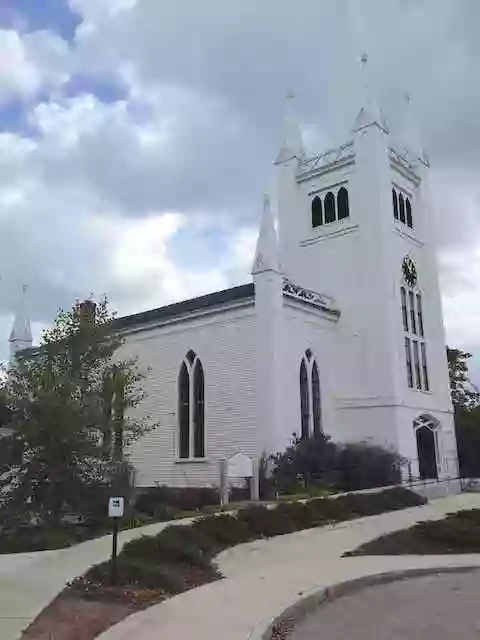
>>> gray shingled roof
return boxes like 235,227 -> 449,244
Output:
115,283 -> 255,331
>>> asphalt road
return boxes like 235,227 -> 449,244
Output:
289,571 -> 480,640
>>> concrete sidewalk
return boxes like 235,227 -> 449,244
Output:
97,492 -> 480,640
0,518 -> 189,640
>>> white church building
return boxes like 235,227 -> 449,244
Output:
9,79 -> 458,489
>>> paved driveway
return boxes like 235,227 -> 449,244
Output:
97,492 -> 480,640
0,519 -> 182,639
290,571 -> 480,640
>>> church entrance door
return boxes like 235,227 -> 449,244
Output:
415,421 -> 438,480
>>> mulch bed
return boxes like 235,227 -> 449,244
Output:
21,589 -> 166,640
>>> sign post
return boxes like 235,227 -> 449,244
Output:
108,496 -> 124,585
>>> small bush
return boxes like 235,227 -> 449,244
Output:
135,486 -> 219,516
335,443 -> 402,491
237,505 -> 297,538
346,508 -> 480,557
192,515 -> 252,549
274,502 -> 314,529
122,526 -> 211,569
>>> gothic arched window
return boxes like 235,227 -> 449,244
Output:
392,188 -> 399,220
399,193 -> 406,224
178,362 -> 190,459
178,352 -> 205,458
300,359 -> 309,440
406,198 -> 413,228
324,192 -> 336,224
311,196 -> 323,228
299,351 -> 322,439
337,187 -> 349,220
193,359 -> 205,458
311,361 -> 322,435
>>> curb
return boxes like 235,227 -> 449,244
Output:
248,565 -> 480,640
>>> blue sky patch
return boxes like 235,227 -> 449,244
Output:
0,99 -> 38,137
64,74 -> 128,104
0,0 -> 81,41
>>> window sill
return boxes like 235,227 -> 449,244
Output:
301,222 -> 359,245
175,457 -> 209,464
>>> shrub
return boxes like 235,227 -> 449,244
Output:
271,433 -> 338,494
122,526 -> 212,569
346,509 -> 480,556
78,558 -> 220,594
237,505 -> 297,538
192,514 -> 252,549
335,443 -> 402,491
271,435 -> 406,494
274,501 -> 315,529
135,486 -> 219,517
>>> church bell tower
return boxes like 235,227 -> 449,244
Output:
274,56 -> 458,480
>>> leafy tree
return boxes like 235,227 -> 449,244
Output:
447,347 -> 480,411
0,297 -> 155,528
446,347 -> 480,476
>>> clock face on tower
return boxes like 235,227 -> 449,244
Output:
402,255 -> 417,288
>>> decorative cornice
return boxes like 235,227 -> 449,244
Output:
282,278 -> 339,316
297,141 -> 355,181
389,147 -> 421,185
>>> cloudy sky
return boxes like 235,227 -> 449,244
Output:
1,0 -> 480,376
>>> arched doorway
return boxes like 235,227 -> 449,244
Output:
414,416 -> 439,480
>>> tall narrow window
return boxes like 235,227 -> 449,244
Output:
178,352 -> 205,458
311,361 -> 321,435
421,342 -> 429,391
416,294 -> 424,337
178,362 -> 190,458
412,340 -> 422,390
337,187 -> 349,220
392,188 -> 399,220
408,290 -> 417,334
399,193 -> 406,224
311,196 -> 323,228
401,287 -> 409,332
299,359 -> 309,439
405,338 -> 414,388
324,192 -> 336,224
193,359 -> 205,458
406,198 -> 413,228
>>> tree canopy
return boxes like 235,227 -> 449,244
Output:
0,298 -> 156,528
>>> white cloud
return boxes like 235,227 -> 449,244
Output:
0,29 -> 69,105
1,0 -> 480,379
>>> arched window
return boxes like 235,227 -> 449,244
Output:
399,193 -> 406,224
406,198 -> 413,228
299,351 -> 321,439
311,361 -> 322,435
299,359 -> 309,440
392,188 -> 399,220
311,196 -> 323,228
324,191 -> 336,224
193,359 -> 205,458
178,352 -> 205,458
178,362 -> 190,459
337,187 -> 349,220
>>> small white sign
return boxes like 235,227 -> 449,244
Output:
108,496 -> 125,518
227,452 -> 253,478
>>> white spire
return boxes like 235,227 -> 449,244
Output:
399,92 -> 428,165
352,53 -> 389,134
9,284 -> 33,358
251,195 -> 281,275
275,91 -> 304,164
